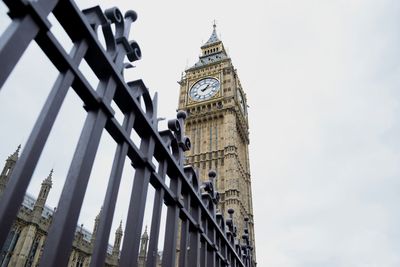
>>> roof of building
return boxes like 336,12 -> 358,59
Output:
188,25 -> 229,71
22,193 -> 113,254
203,24 -> 220,46
8,145 -> 21,161
190,52 -> 228,69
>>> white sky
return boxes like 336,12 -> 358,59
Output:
1,0 -> 400,266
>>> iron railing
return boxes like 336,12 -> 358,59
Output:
0,0 -> 254,266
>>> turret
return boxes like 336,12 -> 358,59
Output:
138,226 -> 149,267
32,169 -> 53,223
112,221 -> 123,257
91,207 -> 102,244
0,145 -> 20,195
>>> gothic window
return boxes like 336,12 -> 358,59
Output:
215,125 -> 218,150
197,127 -> 201,154
42,188 -> 47,197
76,254 -> 84,267
0,227 -> 20,266
209,124 -> 212,152
1,230 -> 14,254
191,128 -> 196,153
25,235 -> 40,267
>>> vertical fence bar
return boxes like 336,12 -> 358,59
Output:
200,237 -> 206,267
0,40 -> 88,248
0,16 -> 40,88
90,112 -> 136,267
178,193 -> 190,266
119,136 -> 156,266
188,204 -> 200,267
161,176 -> 182,267
0,0 -> 63,88
146,157 -> 168,267
39,78 -> 117,266
207,226 -> 216,267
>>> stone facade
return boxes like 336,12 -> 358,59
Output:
0,146 -> 123,267
178,25 -> 256,262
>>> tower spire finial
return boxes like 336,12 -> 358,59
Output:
9,144 -> 21,160
203,21 -> 220,46
115,220 -> 123,235
44,169 -> 53,184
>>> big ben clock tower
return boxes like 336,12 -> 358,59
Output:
178,24 -> 256,262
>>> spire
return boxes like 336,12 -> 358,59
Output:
32,169 -> 53,222
116,220 -> 123,235
95,207 -> 102,221
38,169 -> 53,196
138,225 -> 149,265
42,169 -> 53,186
203,21 -> 220,46
142,225 -> 148,238
91,207 -> 102,243
112,220 -> 123,257
189,22 -> 229,70
0,145 -> 21,195
9,144 -> 21,161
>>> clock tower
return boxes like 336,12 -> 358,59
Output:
178,24 -> 256,262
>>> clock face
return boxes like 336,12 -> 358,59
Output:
189,77 -> 220,101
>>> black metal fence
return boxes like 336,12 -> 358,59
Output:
0,0 -> 253,266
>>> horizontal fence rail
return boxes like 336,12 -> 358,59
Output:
0,0 -> 254,266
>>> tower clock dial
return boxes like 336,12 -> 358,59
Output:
189,77 -> 220,101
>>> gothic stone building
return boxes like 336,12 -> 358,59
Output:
137,227 -> 162,267
0,146 -> 123,267
177,25 -> 256,261
0,24 -> 257,267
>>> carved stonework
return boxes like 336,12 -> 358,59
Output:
0,147 -> 121,267
178,25 -> 256,263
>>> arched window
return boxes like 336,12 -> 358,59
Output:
76,255 -> 85,267
25,236 -> 41,267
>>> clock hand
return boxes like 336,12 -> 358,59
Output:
201,84 -> 210,92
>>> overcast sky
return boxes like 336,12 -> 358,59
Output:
1,0 -> 400,266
